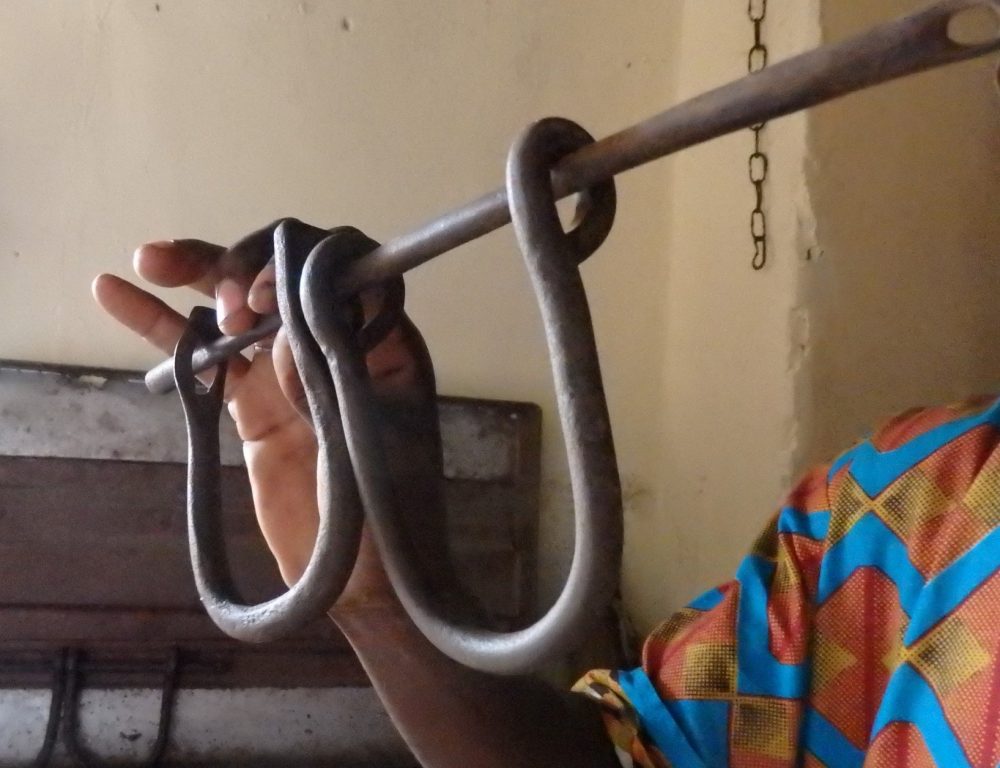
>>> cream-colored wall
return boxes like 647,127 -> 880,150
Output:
0,0 -> 680,619
632,0 -> 998,632
801,0 -> 1000,466
2,0 -> 996,644
636,0 -> 822,630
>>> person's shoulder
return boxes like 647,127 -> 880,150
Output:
825,393 -> 1000,523
866,394 -> 1000,453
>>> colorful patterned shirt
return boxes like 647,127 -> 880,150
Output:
575,396 -> 1000,767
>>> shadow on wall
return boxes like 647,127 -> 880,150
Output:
799,0 -> 1000,467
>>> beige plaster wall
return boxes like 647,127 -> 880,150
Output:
629,0 -> 998,632
2,0 -> 995,643
636,0 -> 822,630
800,0 -> 1000,467
0,0 -> 680,619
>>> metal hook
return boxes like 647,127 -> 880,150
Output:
178,216 -> 476,641
31,649 -> 68,768
146,648 -> 180,767
62,648 -> 181,768
61,650 -> 96,768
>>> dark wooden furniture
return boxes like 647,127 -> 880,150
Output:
0,361 -> 541,764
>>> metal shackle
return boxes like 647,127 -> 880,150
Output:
296,117 -> 623,673
174,120 -> 623,672
174,223 -> 369,643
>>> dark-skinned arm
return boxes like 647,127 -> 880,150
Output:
93,240 -> 620,768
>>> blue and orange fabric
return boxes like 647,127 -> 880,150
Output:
575,395 -> 1000,767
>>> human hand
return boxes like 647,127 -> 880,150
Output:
92,222 -> 440,606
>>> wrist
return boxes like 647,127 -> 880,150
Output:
329,526 -> 399,616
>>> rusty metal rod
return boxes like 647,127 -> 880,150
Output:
146,0 -> 1000,395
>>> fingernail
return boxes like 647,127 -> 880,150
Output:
247,282 -> 277,313
216,278 -> 245,328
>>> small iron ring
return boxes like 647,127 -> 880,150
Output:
543,127 -> 617,264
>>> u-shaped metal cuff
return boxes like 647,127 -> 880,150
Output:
175,119 -> 624,674
175,225 -> 367,643
305,118 -> 624,673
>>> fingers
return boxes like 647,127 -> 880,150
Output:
119,223 -> 432,427
226,355 -> 301,439
268,306 -> 425,410
92,272 -> 249,394
214,223 -> 287,335
135,224 -> 283,337
93,273 -> 190,354
134,239 -> 259,335
133,240 -> 225,295
365,310 -> 441,404
215,276 -> 258,337
247,257 -> 278,315
366,324 -> 412,391
272,327 -> 311,422
134,228 -> 275,294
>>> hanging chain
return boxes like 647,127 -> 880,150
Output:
748,0 -> 769,270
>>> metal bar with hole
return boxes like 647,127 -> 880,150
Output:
144,0 -> 1000,395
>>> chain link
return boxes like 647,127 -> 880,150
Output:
748,0 -> 768,270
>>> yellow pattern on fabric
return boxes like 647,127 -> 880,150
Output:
645,607 -> 703,649
880,624 -> 908,675
830,469 -> 949,548
904,615 -> 990,697
731,697 -> 798,760
828,476 -> 869,544
574,396 -> 1000,767
963,461 -> 1000,528
774,536 -> 803,592
682,642 -> 737,698
749,517 -> 779,561
876,468 -> 948,540
573,670 -> 670,768
812,635 -> 857,690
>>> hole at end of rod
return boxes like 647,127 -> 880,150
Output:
946,3 -> 1000,47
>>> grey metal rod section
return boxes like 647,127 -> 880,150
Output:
146,0 -> 1000,394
